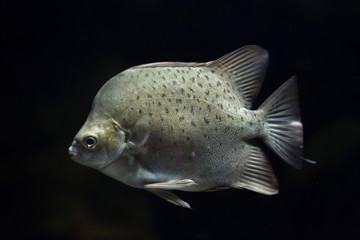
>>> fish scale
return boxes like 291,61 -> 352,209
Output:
69,45 -> 304,208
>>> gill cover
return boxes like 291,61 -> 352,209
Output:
104,119 -> 126,163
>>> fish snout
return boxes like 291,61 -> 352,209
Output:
68,140 -> 78,159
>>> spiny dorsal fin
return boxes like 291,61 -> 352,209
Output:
237,144 -> 278,195
207,45 -> 268,109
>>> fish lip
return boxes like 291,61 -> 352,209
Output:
69,151 -> 76,159
68,145 -> 78,159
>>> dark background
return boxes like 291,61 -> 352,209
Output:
2,0 -> 359,239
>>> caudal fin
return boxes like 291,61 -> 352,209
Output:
259,76 -> 303,169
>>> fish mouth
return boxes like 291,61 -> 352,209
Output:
68,145 -> 78,160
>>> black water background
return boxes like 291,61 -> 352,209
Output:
2,0 -> 359,239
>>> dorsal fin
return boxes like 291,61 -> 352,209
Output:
207,45 -> 268,108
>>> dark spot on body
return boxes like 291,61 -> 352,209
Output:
176,109 -> 179,113
158,102 -> 162,107
163,84 -> 167,89
139,109 -> 142,113
161,93 -> 166,97
152,86 -> 156,90
186,137 -> 190,141
165,108 -> 169,114
149,113 -> 153,116
207,105 -> 211,112
167,69 -> 171,72
137,96 -> 140,100
174,74 -> 177,79
159,138 -> 163,142
227,114 -> 233,120
189,87 -> 194,93
241,116 -> 244,121
191,77 -> 195,83
182,77 -> 185,82
180,88 -> 185,94
182,129 -> 185,133
204,118 -> 209,124
217,82 -> 221,87
173,81 -> 177,85
211,70 -> 215,74
205,75 -> 209,80
191,121 -> 196,127
205,90 -> 210,96
197,83 -> 203,88
187,93 -> 191,98
179,116 -> 184,121
145,73 -> 149,77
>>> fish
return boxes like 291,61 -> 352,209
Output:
68,45 -> 303,208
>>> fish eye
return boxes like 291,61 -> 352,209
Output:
83,136 -> 98,149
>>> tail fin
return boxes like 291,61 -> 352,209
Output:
259,76 -> 303,169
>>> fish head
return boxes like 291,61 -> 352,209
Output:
68,114 -> 126,170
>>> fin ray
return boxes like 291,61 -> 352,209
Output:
147,189 -> 191,209
208,45 -> 268,108
128,115 -> 151,146
144,179 -> 196,190
236,144 -> 278,195
260,76 -> 303,169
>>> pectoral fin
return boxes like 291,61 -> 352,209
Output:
128,115 -> 151,146
147,189 -> 191,209
144,179 -> 196,190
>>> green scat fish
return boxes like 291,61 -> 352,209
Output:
69,45 -> 303,208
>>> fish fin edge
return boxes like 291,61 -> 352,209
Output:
147,189 -> 191,209
144,179 -> 196,190
127,114 -> 151,147
236,144 -> 279,195
259,76 -> 303,169
207,45 -> 268,108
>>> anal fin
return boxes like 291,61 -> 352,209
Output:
237,145 -> 279,195
147,189 -> 191,209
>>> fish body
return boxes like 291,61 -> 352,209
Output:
69,46 -> 303,208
